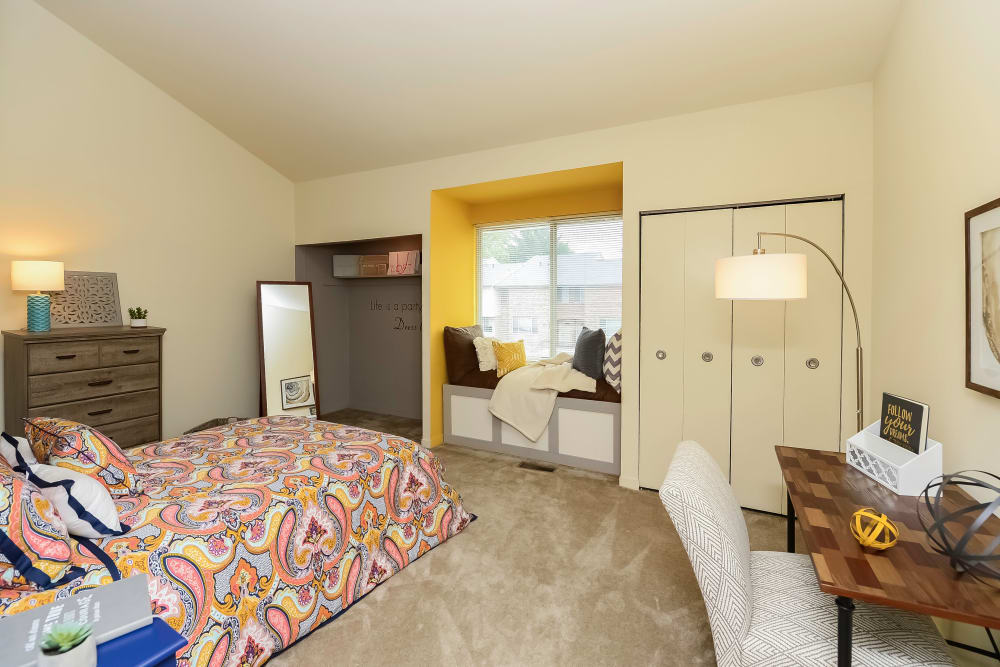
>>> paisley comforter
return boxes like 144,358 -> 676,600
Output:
0,416 -> 472,666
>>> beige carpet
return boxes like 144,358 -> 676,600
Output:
270,444 -> 809,666
319,408 -> 423,442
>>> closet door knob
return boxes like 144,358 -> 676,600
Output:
750,355 -> 764,367
806,357 -> 820,369
701,352 -> 714,362
655,350 -> 666,360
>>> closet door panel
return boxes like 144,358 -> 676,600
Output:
731,206 -> 786,513
682,209 -> 733,475
638,213 -> 686,488
784,201 -> 844,454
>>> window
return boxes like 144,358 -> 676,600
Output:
513,316 -> 536,334
557,287 -> 583,304
557,319 -> 584,348
477,214 -> 623,359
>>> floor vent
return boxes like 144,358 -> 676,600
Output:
518,461 -> 556,473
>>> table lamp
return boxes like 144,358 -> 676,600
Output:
715,232 -> 864,432
11,260 -> 65,332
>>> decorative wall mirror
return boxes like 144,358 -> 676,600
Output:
257,281 -> 320,417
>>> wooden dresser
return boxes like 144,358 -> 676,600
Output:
3,326 -> 165,448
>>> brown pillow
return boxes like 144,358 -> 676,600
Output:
443,325 -> 483,383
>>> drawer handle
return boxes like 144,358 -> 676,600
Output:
87,408 -> 112,416
122,349 -> 141,354
56,354 -> 77,360
87,379 -> 113,387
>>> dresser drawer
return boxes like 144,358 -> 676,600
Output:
27,389 -> 159,427
99,415 -> 159,448
28,341 -> 100,375
99,337 -> 159,367
28,363 -> 159,407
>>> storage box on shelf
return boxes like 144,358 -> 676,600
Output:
845,421 -> 942,496
359,254 -> 389,276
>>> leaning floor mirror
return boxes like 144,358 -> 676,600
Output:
257,281 -> 320,418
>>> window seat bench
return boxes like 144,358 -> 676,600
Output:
442,383 -> 620,475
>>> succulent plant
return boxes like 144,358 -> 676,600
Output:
39,622 -> 92,655
128,306 -> 148,319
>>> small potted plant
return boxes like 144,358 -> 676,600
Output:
37,622 -> 96,667
128,306 -> 148,328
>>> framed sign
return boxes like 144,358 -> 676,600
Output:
966,196 -> 1000,398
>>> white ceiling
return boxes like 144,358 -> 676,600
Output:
37,0 -> 902,181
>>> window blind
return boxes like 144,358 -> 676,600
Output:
476,214 -> 623,360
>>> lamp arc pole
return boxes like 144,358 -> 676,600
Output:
755,231 -> 864,433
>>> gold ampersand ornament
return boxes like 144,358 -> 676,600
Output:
850,507 -> 899,550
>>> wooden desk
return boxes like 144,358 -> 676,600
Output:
776,445 -> 1000,666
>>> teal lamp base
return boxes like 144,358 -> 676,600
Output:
26,293 -> 51,332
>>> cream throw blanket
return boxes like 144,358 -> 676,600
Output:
488,353 -> 596,442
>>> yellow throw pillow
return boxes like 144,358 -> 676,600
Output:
492,340 -> 526,378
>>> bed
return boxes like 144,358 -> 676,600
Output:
0,416 -> 472,666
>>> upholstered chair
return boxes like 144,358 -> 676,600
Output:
659,441 -> 955,666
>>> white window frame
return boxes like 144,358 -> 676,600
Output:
476,212 -> 623,358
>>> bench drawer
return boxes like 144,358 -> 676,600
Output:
99,337 -> 159,367
28,363 -> 159,407
28,342 -> 100,375
27,389 -> 159,427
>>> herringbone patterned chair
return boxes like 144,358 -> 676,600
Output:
660,441 -> 955,666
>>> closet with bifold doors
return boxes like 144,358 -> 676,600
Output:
639,197 -> 845,513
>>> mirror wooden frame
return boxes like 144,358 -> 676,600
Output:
256,280 -> 321,417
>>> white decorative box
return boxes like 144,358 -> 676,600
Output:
332,254 -> 360,277
845,421 -> 942,496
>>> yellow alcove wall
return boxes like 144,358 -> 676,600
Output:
428,162 -> 623,446
428,192 -> 476,447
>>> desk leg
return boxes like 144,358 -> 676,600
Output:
836,596 -> 855,667
786,490 -> 795,553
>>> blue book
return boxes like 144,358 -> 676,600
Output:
96,617 -> 186,667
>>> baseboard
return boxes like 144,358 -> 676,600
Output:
618,475 -> 640,491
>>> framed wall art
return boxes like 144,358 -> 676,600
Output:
966,196 -> 1000,398
280,375 -> 315,409
44,271 -> 123,328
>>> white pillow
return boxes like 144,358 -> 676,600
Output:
24,463 -> 123,538
0,432 -> 36,469
473,336 -> 499,371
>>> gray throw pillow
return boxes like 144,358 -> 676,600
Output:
572,327 -> 606,380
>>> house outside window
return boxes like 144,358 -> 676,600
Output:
557,287 -> 583,304
513,316 -> 536,334
557,319 -> 584,351
600,318 -> 622,333
476,215 -> 623,359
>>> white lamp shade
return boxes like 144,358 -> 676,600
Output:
11,261 -> 65,292
715,253 -> 807,300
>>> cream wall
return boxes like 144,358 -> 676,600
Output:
874,0 -> 1000,475
874,2 -> 1000,652
0,1 -> 295,437
297,82 -> 875,489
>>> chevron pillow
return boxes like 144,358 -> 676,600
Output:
603,329 -> 622,392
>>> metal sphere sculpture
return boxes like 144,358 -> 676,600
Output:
918,470 -> 1000,584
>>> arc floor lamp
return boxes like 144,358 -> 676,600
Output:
715,232 -> 864,433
